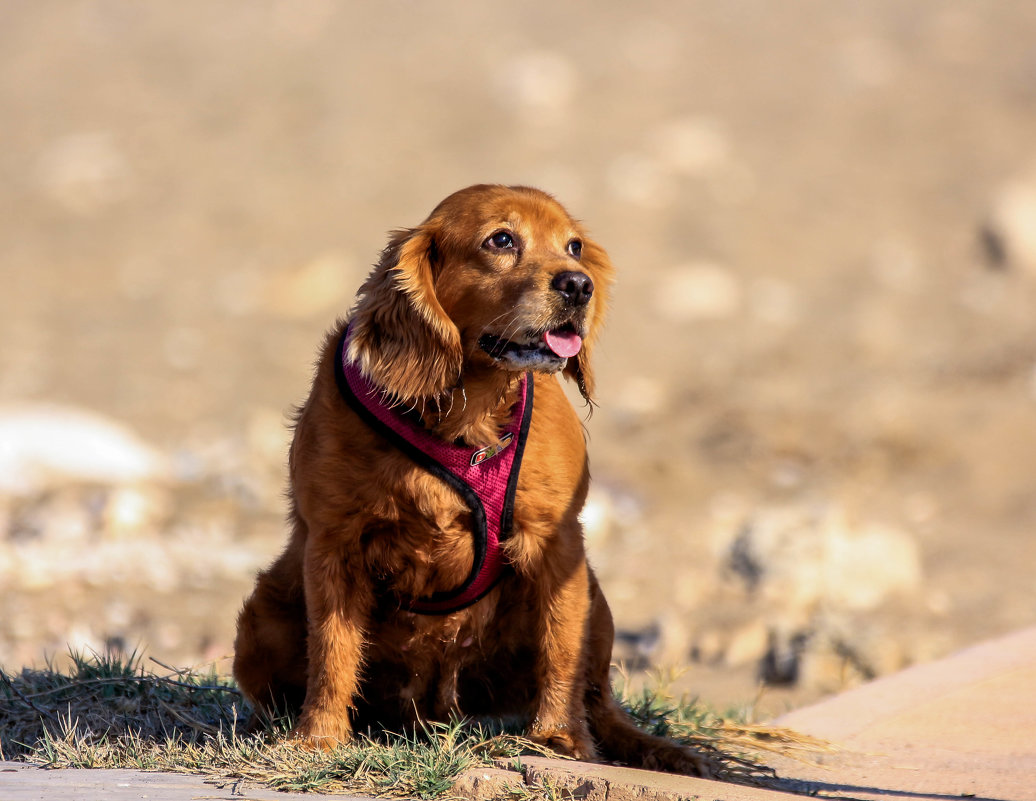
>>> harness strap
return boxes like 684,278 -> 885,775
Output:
334,327 -> 533,614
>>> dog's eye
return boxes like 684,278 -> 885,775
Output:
567,239 -> 583,259
484,231 -> 516,251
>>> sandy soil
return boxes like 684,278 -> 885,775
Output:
2,1 -> 1036,718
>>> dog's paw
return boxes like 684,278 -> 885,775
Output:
290,714 -> 352,750
528,718 -> 597,762
642,742 -> 717,779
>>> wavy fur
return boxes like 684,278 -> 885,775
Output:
233,185 -> 712,777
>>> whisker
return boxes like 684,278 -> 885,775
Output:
440,387 -> 456,423
496,308 -> 529,344
475,307 -> 521,342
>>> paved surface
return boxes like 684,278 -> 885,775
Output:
3,626 -> 1034,800
766,625 -> 1036,801
0,762 -> 371,801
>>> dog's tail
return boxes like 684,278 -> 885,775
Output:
586,685 -> 715,778
583,573 -> 716,778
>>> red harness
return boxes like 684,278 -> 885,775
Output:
334,327 -> 533,614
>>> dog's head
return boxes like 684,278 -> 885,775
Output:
348,185 -> 613,405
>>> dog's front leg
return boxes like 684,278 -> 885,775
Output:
292,530 -> 372,748
528,558 -> 597,761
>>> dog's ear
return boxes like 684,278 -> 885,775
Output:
347,224 -> 463,403
564,236 -> 613,406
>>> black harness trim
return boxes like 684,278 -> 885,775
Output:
333,329 -> 534,614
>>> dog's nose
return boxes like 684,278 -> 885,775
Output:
551,271 -> 594,307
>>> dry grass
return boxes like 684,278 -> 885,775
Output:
0,649 -> 827,799
615,669 -> 835,781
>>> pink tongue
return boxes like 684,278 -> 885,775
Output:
543,329 -> 583,358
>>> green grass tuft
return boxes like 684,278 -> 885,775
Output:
0,650 -> 820,798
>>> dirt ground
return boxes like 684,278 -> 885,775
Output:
2,1 -> 1036,718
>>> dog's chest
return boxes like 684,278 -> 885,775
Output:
361,475 -> 478,602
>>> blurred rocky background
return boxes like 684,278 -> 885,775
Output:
2,1 -> 1036,717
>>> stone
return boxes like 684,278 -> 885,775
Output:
261,252 -> 356,319
705,502 -> 925,688
622,18 -> 681,73
724,620 -> 771,668
0,404 -> 169,495
839,36 -> 898,89
606,152 -> 676,207
611,374 -> 669,418
102,486 -> 171,540
579,484 -> 644,549
653,263 -> 742,322
162,326 -> 206,371
35,131 -> 133,215
718,503 -> 922,614
495,50 -> 578,114
748,278 -> 800,327
650,116 -> 730,177
870,236 -> 923,293
246,407 -> 292,466
451,767 -> 524,801
983,177 -> 1036,275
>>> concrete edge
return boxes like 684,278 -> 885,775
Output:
5,756 -> 807,801
453,756 -> 809,801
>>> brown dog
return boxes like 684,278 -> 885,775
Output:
233,184 -> 710,776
